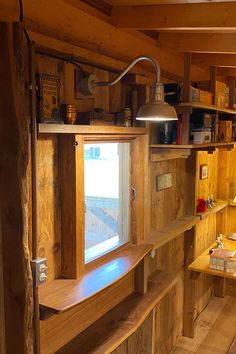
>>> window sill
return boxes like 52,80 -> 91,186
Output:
39,243 -> 152,318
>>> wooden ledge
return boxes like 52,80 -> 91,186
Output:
38,123 -> 147,135
147,215 -> 199,250
228,199 -> 236,207
39,243 -> 152,315
196,200 -> 228,220
176,102 -> 236,115
56,271 -> 176,354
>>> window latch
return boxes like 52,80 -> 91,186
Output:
131,187 -> 136,200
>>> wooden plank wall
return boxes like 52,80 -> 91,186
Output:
148,156 -> 192,348
35,56 -> 124,282
219,147 -> 236,296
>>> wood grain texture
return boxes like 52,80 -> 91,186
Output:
38,123 -> 148,135
127,312 -> 154,354
39,243 -> 152,313
111,2 -> 236,30
59,134 -> 84,278
55,271 -> 176,354
40,271 -> 135,354
22,0 -> 208,81
0,22 -> 34,353
37,135 -> 62,281
148,216 -> 199,251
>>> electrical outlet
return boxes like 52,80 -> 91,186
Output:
156,172 -> 172,191
31,258 -> 47,286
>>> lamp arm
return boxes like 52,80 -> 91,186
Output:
93,55 -> 161,88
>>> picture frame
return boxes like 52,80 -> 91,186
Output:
200,164 -> 208,180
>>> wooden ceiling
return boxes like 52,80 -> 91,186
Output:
85,0 -> 236,74
106,0 -> 236,4
2,0 -> 236,79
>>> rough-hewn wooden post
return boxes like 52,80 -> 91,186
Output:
0,22 -> 34,354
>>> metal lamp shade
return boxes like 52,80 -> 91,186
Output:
136,100 -> 178,121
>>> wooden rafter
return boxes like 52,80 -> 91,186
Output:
192,53 -> 236,67
111,2 -> 236,31
157,33 -> 236,54
19,0 -> 207,81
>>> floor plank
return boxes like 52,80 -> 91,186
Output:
172,296 -> 236,354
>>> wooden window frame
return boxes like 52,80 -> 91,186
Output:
59,131 -> 149,279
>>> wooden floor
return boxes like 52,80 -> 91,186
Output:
172,296 -> 236,354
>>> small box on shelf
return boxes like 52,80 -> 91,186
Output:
218,120 -> 233,142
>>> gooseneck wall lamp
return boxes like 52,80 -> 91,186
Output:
79,55 -> 178,122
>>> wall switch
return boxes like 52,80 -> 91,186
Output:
156,172 -> 172,191
31,258 -> 47,286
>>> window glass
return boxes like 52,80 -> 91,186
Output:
84,142 -> 130,263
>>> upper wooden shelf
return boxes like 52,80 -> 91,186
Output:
38,123 -> 147,135
150,142 -> 235,150
39,243 -> 152,315
56,270 -> 176,354
175,102 -> 236,115
196,199 -> 228,220
188,238 -> 236,280
228,199 -> 236,207
147,215 -> 199,250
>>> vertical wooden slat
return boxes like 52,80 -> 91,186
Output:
134,255 -> 148,295
60,134 -> 84,278
210,66 -> 217,105
182,53 -> 192,144
0,22 -> 34,353
183,227 -> 197,338
228,77 -> 236,110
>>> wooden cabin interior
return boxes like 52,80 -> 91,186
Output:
2,1 -> 236,353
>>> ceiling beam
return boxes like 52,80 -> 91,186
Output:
192,53 -> 236,67
217,67 -> 236,78
21,0 -> 207,82
107,0 -> 236,4
157,33 -> 236,54
111,3 -> 236,31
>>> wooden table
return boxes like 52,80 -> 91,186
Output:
188,238 -> 236,280
184,237 -> 236,339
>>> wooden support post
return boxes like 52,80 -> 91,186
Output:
183,227 -> 198,338
210,66 -> 217,105
134,255 -> 148,295
182,53 -> 192,144
228,77 -> 236,110
214,276 -> 226,298
0,22 -> 34,353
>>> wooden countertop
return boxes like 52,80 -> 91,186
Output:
188,238 -> 236,279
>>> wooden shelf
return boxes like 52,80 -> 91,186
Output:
38,123 -> 147,135
39,243 -> 152,314
229,199 -> 236,207
56,271 -> 176,354
175,102 -> 236,115
196,199 -> 228,220
188,238 -> 236,280
150,142 -> 235,150
147,215 -> 199,250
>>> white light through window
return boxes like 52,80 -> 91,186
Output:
84,142 -> 130,263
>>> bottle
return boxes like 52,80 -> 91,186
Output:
123,107 -> 132,127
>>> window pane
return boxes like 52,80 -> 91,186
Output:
84,142 -> 130,263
